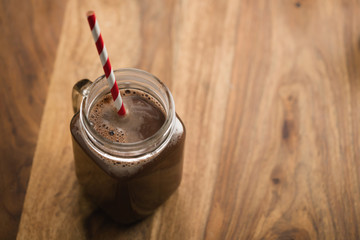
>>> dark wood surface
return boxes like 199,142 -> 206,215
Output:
0,0 -> 359,239
0,1 -> 67,239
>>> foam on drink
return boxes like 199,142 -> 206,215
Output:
88,89 -> 165,143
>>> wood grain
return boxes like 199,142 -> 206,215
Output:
17,0 -> 360,239
0,1 -> 67,239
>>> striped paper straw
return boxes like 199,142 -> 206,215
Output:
87,11 -> 126,116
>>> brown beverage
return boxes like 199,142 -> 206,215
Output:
70,89 -> 185,224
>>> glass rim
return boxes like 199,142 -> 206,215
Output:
79,68 -> 176,156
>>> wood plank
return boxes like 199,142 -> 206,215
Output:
204,1 -> 360,239
18,0 -> 360,239
0,1 -> 67,239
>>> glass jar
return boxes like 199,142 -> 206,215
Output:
70,68 -> 185,224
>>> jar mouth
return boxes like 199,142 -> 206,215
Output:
79,68 -> 176,157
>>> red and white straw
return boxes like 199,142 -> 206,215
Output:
87,11 -> 126,116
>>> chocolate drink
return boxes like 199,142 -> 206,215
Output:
70,89 -> 185,224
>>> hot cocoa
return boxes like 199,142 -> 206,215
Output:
70,88 -> 185,224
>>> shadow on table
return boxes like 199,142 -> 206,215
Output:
77,188 -> 155,239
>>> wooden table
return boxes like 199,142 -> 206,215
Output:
1,0 -> 360,239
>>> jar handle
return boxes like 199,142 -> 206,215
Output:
72,79 -> 92,113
